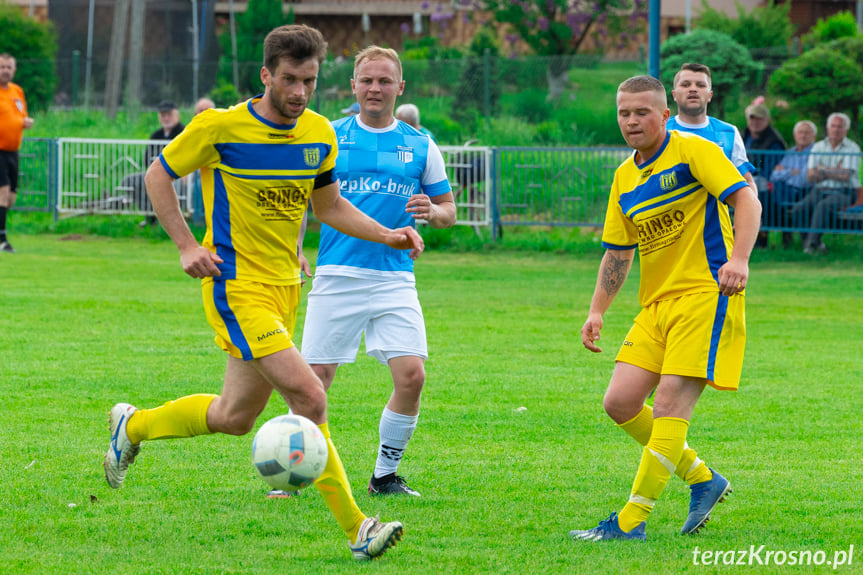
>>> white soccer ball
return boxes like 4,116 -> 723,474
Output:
251,414 -> 328,491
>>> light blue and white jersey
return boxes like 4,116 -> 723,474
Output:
316,116 -> 451,279
667,115 -> 755,177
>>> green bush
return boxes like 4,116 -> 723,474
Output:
401,59 -> 432,94
401,36 -> 463,61
208,80 -> 241,108
660,29 -> 760,117
426,113 -> 471,145
768,47 -> 863,126
696,0 -> 795,50
506,89 -> 550,124
802,11 -> 858,47
533,121 -> 564,145
826,35 -> 863,67
474,115 -> 544,146
0,4 -> 58,112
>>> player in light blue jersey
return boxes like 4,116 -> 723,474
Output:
667,63 -> 756,192
302,46 -> 456,497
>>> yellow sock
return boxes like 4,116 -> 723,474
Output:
618,404 -> 654,445
618,416 -> 689,532
676,447 -> 713,485
314,423 -> 366,541
126,394 -> 217,444
618,405 -> 711,485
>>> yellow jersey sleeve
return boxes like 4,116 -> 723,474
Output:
160,109 -> 221,178
602,131 -> 748,306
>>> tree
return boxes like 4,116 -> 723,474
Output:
768,47 -> 863,128
825,36 -> 863,70
104,0 -> 131,118
217,0 -> 295,97
480,0 -> 647,101
0,3 -> 58,112
696,0 -> 794,51
801,11 -> 859,48
660,29 -> 759,117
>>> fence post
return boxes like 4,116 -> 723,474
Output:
491,147 -> 501,241
72,50 -> 80,106
51,138 -> 59,222
483,48 -> 491,121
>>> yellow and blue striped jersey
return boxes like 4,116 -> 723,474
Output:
602,130 -> 749,307
159,98 -> 337,285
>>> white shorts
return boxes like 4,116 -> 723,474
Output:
301,275 -> 428,366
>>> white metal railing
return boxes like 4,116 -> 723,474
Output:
56,138 -> 194,217
440,144 -> 492,229
53,138 -> 492,229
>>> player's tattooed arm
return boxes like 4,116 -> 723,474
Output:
583,249 -> 633,353
600,250 -> 632,297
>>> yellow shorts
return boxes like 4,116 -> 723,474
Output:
202,278 -> 300,361
615,291 -> 746,390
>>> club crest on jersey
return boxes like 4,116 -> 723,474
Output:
659,172 -> 677,191
303,148 -> 320,167
397,145 -> 413,163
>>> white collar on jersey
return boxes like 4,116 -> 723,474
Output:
671,115 -> 710,130
354,115 -> 399,133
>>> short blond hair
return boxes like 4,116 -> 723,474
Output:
353,46 -> 402,81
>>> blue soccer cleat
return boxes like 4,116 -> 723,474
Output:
681,468 -> 732,535
569,512 -> 647,541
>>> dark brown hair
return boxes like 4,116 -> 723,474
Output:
263,25 -> 327,73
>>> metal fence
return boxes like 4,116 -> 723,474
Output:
55,138 -> 194,217
494,146 -> 632,229
17,138 -> 492,226
16,138 -> 56,213
441,144 -> 492,229
16,139 -> 863,240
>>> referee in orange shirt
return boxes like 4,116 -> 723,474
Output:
0,53 -> 34,253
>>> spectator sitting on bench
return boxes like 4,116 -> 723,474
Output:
769,120 -> 816,248
790,112 -> 860,255
743,103 -> 786,248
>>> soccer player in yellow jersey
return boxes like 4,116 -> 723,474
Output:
570,75 -> 761,541
102,25 -> 422,561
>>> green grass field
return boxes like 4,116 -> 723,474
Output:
2,232 -> 862,574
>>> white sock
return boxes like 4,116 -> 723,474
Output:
373,407 -> 418,479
